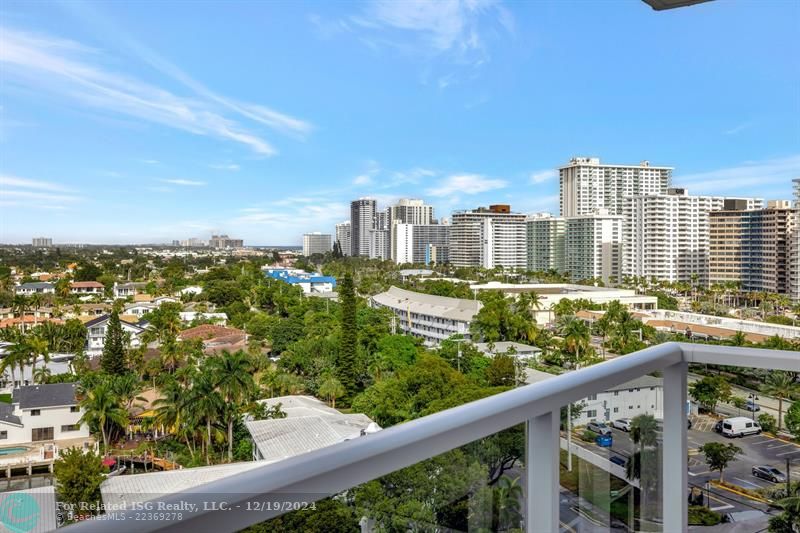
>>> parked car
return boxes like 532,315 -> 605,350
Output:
609,455 -> 628,467
745,400 -> 761,412
721,417 -> 761,438
595,434 -> 613,447
587,421 -> 612,436
752,466 -> 787,483
612,418 -> 632,432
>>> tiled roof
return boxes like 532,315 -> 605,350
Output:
13,383 -> 79,409
178,324 -> 244,341
70,281 -> 104,288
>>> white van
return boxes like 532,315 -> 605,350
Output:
721,417 -> 761,438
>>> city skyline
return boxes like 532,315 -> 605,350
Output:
1,1 -> 799,245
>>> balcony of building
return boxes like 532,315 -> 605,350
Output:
67,342 -> 797,533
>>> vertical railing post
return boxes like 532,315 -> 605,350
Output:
663,360 -> 688,533
527,410 -> 559,533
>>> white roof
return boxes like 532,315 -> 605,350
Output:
247,395 -> 379,463
1,486 -> 57,533
372,286 -> 482,322
101,462 -> 265,507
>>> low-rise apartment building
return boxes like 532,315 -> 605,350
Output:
371,286 -> 482,345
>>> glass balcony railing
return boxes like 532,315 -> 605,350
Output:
64,342 -> 797,533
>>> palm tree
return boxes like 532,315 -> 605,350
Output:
626,414 -> 660,523
11,295 -> 29,332
561,317 -> 590,364
33,366 -> 51,384
110,373 -> 145,410
153,378 -> 196,460
79,382 -> 129,451
763,371 -> 799,430
189,371 -> 223,465
209,351 -> 256,461
318,374 -> 345,409
27,335 -> 48,381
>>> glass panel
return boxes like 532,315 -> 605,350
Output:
559,378 -> 664,532
243,424 -> 527,532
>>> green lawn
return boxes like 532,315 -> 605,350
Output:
0,394 -> 11,404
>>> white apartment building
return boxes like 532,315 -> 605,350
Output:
0,383 -> 91,445
388,198 -> 435,226
525,369 -> 664,424
31,237 -> 52,248
391,223 -> 450,265
526,213 -> 566,273
564,210 -> 623,284
559,157 -> 672,217
371,286 -> 482,345
450,205 -> 527,270
350,198 -> 377,257
623,188 -> 763,285
302,233 -> 332,257
791,179 -> 800,300
335,221 -> 351,257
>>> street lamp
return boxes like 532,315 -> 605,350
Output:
452,338 -> 466,372
748,393 -> 759,415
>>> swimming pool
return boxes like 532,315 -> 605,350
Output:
0,447 -> 28,456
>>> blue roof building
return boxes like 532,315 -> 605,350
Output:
263,268 -> 337,294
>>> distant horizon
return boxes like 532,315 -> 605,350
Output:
1,1 -> 798,244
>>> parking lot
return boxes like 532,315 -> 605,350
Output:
567,414 -> 799,519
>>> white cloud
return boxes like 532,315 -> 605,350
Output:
426,173 -> 507,197
161,179 -> 206,186
0,175 -> 80,209
529,169 -> 556,184
353,174 -> 373,185
0,175 -> 73,192
0,26 -> 312,155
357,0 -> 509,55
210,163 -> 240,171
673,155 -> 800,195
723,122 -> 751,135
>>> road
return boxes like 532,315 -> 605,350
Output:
688,372 -> 796,431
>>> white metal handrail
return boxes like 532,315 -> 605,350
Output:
67,342 -> 797,533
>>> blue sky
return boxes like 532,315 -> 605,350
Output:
1,0 -> 798,245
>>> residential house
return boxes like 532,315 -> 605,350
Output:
474,341 -> 542,361
0,383 -> 91,445
177,324 -> 246,354
84,314 -> 146,357
69,281 -> 104,295
113,282 -> 148,299
14,283 -> 55,296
